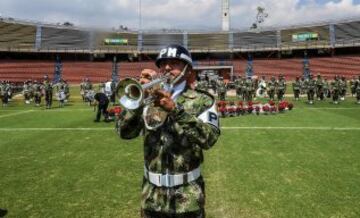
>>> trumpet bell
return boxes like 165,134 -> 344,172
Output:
116,78 -> 143,110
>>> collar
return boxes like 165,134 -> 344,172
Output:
163,80 -> 186,101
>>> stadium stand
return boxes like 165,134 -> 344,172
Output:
188,33 -> 229,51
94,32 -> 138,52
0,21 -> 36,50
0,17 -> 360,83
334,21 -> 360,47
280,25 -> 330,49
233,31 -> 277,50
41,27 -> 90,50
142,33 -> 183,51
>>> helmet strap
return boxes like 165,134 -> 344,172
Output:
170,64 -> 189,89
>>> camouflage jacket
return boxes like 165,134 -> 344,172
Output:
217,81 -> 227,93
306,79 -> 316,91
116,87 -> 220,214
277,79 -> 286,91
292,81 -> 301,91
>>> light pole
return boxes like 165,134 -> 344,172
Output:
138,0 -> 142,31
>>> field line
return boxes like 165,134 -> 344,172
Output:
0,126 -> 360,131
222,126 -> 360,130
0,110 -> 34,119
305,107 -> 360,110
0,127 -> 114,131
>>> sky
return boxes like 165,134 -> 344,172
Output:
0,0 -> 360,31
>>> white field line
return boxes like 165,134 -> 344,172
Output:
0,126 -> 359,131
0,110 -> 34,119
305,107 -> 360,110
222,126 -> 360,130
0,108 -> 93,112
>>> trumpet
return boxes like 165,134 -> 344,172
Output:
115,74 -> 172,110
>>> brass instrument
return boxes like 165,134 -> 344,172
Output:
115,74 -> 171,110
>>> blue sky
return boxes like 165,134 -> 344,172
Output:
0,0 -> 359,30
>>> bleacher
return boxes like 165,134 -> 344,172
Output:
1,56 -> 359,83
280,25 -> 330,49
94,32 -> 138,52
233,31 -> 277,50
0,21 -> 36,50
142,33 -> 183,52
188,33 -> 229,51
41,27 -> 90,50
1,17 -> 360,52
334,21 -> 360,47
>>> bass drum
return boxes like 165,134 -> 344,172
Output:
256,81 -> 267,98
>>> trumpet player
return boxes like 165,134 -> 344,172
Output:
116,44 -> 220,218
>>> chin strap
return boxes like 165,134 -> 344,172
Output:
169,64 -> 189,90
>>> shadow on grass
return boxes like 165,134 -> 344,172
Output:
0,209 -> 8,217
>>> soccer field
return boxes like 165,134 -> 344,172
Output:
0,95 -> 360,217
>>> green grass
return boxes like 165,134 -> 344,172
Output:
0,90 -> 360,217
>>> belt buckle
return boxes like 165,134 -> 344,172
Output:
160,173 -> 170,187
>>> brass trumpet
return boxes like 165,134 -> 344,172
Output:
115,74 -> 171,110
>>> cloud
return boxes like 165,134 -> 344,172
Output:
0,0 -> 359,30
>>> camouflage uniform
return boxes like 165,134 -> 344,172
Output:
80,79 -> 86,101
276,75 -> 286,101
323,79 -> 330,98
23,81 -> 31,104
350,76 -> 356,97
315,74 -> 324,100
355,76 -> 360,104
0,81 -> 8,106
331,76 -> 341,104
217,78 -> 227,101
292,77 -> 301,100
244,77 -> 253,102
234,76 -> 243,99
117,44 -> 220,218
300,77 -> 306,95
267,77 -> 276,101
43,79 -> 53,109
339,77 -> 347,100
196,80 -> 208,91
305,76 -> 316,104
117,87 -> 219,216
32,81 -> 42,106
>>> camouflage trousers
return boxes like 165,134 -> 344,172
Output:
293,90 -> 300,99
307,90 -> 315,101
141,208 -> 205,218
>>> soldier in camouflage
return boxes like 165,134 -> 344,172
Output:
244,76 -> 253,102
355,75 -> 360,104
0,80 -> 9,107
276,74 -> 286,101
331,75 -> 341,104
339,76 -> 347,101
116,44 -> 220,218
350,76 -> 356,97
217,77 -> 227,101
315,74 -> 324,100
292,76 -> 301,101
33,80 -> 42,106
267,76 -> 276,101
305,74 -> 316,104
43,75 -> 53,109
234,76 -> 243,99
323,78 -> 330,99
195,75 -> 208,91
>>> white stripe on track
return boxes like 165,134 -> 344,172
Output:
0,126 -> 359,131
0,110 -> 34,119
